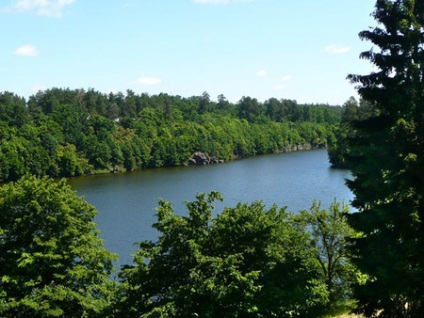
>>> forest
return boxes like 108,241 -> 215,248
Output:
0,176 -> 358,317
2,0 -> 424,317
0,89 -> 354,317
0,88 -> 341,182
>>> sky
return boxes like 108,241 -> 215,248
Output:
1,0 -> 377,105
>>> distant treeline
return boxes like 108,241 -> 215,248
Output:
327,97 -> 377,168
0,88 -> 342,182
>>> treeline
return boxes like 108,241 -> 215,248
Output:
327,96 -> 377,168
0,175 -> 359,317
0,88 -> 341,182
3,0 -> 424,316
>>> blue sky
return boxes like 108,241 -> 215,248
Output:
2,0 -> 376,105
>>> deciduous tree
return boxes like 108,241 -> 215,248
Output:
0,175 -> 117,317
298,201 -> 362,316
117,193 -> 328,317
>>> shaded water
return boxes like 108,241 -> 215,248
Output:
68,149 -> 353,267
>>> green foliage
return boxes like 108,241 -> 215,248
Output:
342,0 -> 424,316
116,193 -> 348,317
297,201 -> 363,316
0,176 -> 357,317
0,175 -> 117,317
0,88 -> 341,182
327,97 -> 358,168
328,98 -> 376,168
0,92 -> 28,127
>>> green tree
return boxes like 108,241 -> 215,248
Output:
327,97 -> 359,168
211,201 -> 328,317
328,97 -> 377,168
199,91 -> 211,114
56,144 -> 86,177
0,135 -> 27,181
346,1 -> 424,316
264,97 -> 284,122
216,93 -> 231,113
0,87 -> 341,182
117,193 -> 327,318
237,96 -> 261,122
297,201 -> 362,316
0,175 -> 117,317
116,192 -> 225,317
0,92 -> 29,127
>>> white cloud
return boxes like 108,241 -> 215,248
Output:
325,45 -> 351,54
257,70 -> 266,78
6,0 -> 75,17
274,75 -> 292,91
13,44 -> 38,57
281,75 -> 292,82
136,77 -> 162,85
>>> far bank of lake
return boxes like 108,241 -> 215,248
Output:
68,149 -> 353,267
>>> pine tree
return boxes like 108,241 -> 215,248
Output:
346,0 -> 424,316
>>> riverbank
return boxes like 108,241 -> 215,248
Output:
92,143 -> 327,176
68,149 -> 353,268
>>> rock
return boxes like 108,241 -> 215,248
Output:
109,166 -> 120,173
188,158 -> 197,166
187,152 -> 224,166
192,152 -> 208,165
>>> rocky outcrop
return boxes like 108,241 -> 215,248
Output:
109,166 -> 121,173
187,152 -> 224,166
187,144 -> 324,166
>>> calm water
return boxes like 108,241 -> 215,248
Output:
68,149 -> 353,267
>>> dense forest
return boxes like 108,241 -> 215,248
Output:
0,176 -> 358,317
0,88 -> 341,182
2,0 -> 424,317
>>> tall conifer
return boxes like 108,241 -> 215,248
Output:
347,0 -> 424,316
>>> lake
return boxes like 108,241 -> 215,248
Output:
68,149 -> 353,267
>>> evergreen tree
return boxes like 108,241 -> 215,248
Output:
346,1 -> 424,316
